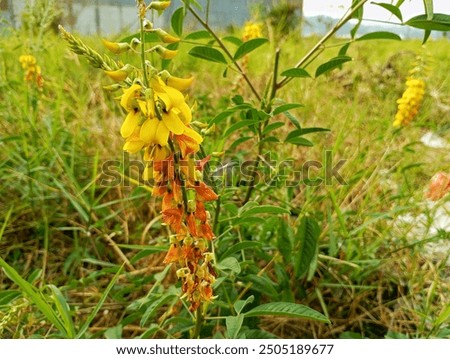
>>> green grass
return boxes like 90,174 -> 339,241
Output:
0,24 -> 449,339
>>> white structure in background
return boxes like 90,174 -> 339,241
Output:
0,0 -> 273,35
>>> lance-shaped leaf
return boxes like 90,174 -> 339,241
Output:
244,302 -> 330,323
233,38 -> 268,60
405,13 -> 450,31
315,56 -> 352,77
189,46 -> 227,64
356,31 -> 401,41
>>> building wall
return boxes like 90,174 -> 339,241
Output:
1,0 -> 267,35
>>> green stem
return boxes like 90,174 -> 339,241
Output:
276,0 -> 369,90
192,306 -> 203,338
188,6 -> 262,101
138,2 -> 149,87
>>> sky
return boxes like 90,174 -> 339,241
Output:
303,0 -> 450,21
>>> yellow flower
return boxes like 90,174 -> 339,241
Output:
105,64 -> 134,82
19,54 -> 44,88
393,77 -> 425,127
123,127 -> 146,153
154,45 -> 178,59
242,22 -> 263,41
120,84 -> 142,111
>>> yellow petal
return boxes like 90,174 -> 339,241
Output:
140,118 -> 158,143
120,110 -> 140,138
155,121 -> 170,146
166,75 -> 194,91
120,84 -> 142,110
164,86 -> 185,106
150,76 -> 166,93
183,127 -> 203,144
178,102 -> 192,124
123,139 -> 145,153
162,109 -> 186,135
105,69 -> 128,81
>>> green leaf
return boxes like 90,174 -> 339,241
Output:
226,314 -> 244,339
140,294 -> 177,327
233,38 -> 268,60
229,136 -> 252,150
217,257 -> 241,275
423,0 -> 433,20
315,56 -> 352,77
220,241 -> 262,261
47,285 -> 75,338
104,325 -> 123,339
119,32 -> 159,44
277,218 -> 294,264
285,137 -> 314,147
240,205 -> 290,217
188,46 -> 227,64
171,7 -> 184,36
243,274 -> 279,298
184,30 -> 212,40
234,295 -> 255,315
405,14 -> 450,31
262,122 -> 285,135
273,103 -> 304,116
350,0 -> 364,38
371,2 -> 403,22
0,290 -> 21,305
299,127 -> 331,135
223,120 -> 258,138
76,265 -> 123,338
244,302 -> 330,323
0,257 -> 69,337
355,31 -> 401,41
294,217 -> 320,279
422,29 -> 432,44
209,104 -> 253,126
284,111 -> 302,129
338,43 -> 350,57
222,36 -> 243,46
280,68 -> 311,78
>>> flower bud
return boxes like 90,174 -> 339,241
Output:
129,38 -> 141,51
102,83 -> 122,92
104,64 -> 134,81
149,1 -> 171,11
102,39 -> 130,54
154,28 -> 180,43
143,19 -> 153,31
153,45 -> 178,59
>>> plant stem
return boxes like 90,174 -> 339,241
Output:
276,0 -> 369,90
188,6 -> 262,101
137,1 -> 149,87
192,306 -> 203,338
243,49 -> 280,205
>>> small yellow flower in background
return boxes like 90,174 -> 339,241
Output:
393,77 -> 425,127
19,54 -> 44,88
242,21 -> 263,41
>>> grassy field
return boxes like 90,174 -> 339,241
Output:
0,18 -> 449,339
